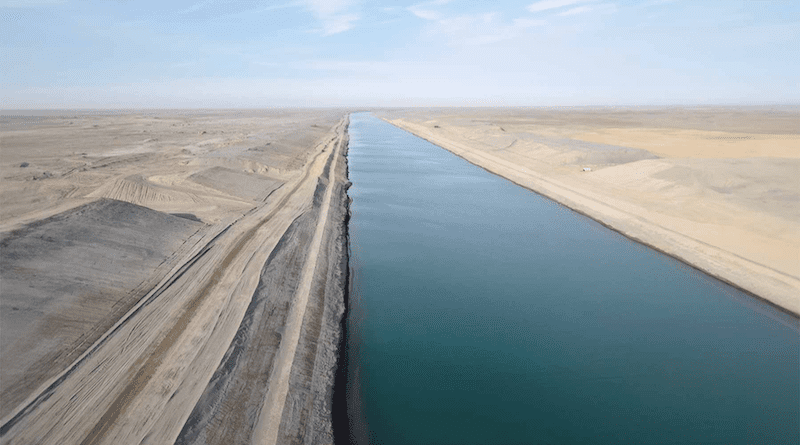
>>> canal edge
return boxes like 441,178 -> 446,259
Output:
379,116 -> 799,322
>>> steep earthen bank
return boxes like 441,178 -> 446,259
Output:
174,123 -> 351,445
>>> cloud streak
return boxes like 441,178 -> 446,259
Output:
407,0 -> 456,21
415,12 -> 545,46
1,0 -> 65,7
527,0 -> 598,13
304,0 -> 360,35
558,5 -> 594,16
408,5 -> 440,21
180,0 -> 299,17
408,1 -> 545,46
183,0 -> 217,13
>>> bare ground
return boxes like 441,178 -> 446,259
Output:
0,109 -> 351,444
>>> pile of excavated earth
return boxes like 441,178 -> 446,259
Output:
1,110 -> 351,445
380,107 -> 799,316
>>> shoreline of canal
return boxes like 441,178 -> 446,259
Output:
381,117 -> 799,320
341,112 -> 799,444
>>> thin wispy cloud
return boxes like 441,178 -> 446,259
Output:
181,0 -> 299,16
408,0 -> 545,45
299,59 -> 410,75
409,5 -> 440,21
558,5 -> 597,16
1,0 -> 65,7
5,0 -> 797,107
527,0 -> 599,13
420,11 -> 545,46
304,0 -> 360,35
639,0 -> 680,7
183,0 -> 216,13
407,0 -> 457,21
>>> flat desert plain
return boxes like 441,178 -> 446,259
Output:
380,107 -> 799,316
0,110 -> 351,445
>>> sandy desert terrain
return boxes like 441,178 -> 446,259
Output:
0,110 -> 350,444
380,107 -> 799,316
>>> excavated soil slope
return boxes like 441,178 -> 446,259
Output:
0,198 -> 208,417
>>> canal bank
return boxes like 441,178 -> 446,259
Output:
342,112 -> 799,444
382,114 -> 799,317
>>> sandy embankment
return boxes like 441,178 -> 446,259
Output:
1,110 -> 351,444
380,108 -> 799,316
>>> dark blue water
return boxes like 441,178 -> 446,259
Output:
344,113 -> 799,445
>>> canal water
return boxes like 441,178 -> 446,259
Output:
343,113 -> 798,445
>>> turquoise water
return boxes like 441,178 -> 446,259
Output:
344,113 -> 799,445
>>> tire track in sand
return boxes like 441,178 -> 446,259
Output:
77,126 -> 345,445
250,120 -> 343,445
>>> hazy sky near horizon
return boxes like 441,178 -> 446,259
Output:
2,0 -> 798,108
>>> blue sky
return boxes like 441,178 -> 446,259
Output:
2,0 -> 798,107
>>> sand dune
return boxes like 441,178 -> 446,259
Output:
380,107 -> 799,316
89,174 -> 204,205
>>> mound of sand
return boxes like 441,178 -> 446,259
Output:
89,174 -> 202,206
0,198 -> 207,416
189,167 -> 283,202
